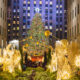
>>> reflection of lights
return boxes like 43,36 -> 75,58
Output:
62,71 -> 70,79
75,55 -> 80,67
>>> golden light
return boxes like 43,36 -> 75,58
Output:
29,36 -> 32,39
75,55 -> 80,67
36,42 -> 39,45
48,65 -> 51,69
25,44 -> 29,47
45,30 -> 51,37
0,44 -> 22,73
0,57 -> 3,64
8,66 -> 14,73
61,71 -> 71,80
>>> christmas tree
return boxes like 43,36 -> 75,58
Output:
24,13 -> 49,56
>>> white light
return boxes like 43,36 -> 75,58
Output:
75,55 -> 80,67
56,40 -> 62,47
62,71 -> 70,79
45,26 -> 48,29
49,26 -> 52,30
35,8 -> 40,13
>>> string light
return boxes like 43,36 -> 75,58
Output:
0,44 -> 22,73
61,71 -> 71,79
75,55 -> 80,67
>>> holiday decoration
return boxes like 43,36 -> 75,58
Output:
45,30 -> 51,37
23,13 -> 49,57
55,40 -> 72,80
0,44 -> 22,73
25,44 -> 29,47
61,70 -> 71,80
75,55 -> 80,68
29,36 -> 32,39
36,42 -> 39,45
48,53 -> 57,72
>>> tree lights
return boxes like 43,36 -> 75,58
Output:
23,13 -> 49,57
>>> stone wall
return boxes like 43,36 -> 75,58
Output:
0,0 -> 7,48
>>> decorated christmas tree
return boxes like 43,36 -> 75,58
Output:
24,13 -> 49,56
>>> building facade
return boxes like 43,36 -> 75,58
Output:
7,0 -> 67,46
67,0 -> 80,44
0,0 -> 7,48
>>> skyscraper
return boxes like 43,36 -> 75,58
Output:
0,0 -> 7,48
7,0 -> 67,46
67,0 -> 80,45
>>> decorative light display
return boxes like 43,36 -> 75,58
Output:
22,13 -> 49,57
61,71 -> 71,80
35,7 -> 40,13
29,36 -> 32,39
45,30 -> 51,37
36,42 -> 39,45
25,44 -> 29,47
49,53 -> 57,72
75,55 -> 80,67
55,40 -> 72,80
0,44 -> 22,73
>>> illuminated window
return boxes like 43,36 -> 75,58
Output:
28,13 -> 30,16
60,10 -> 62,13
13,21 -> 16,24
13,9 -> 16,12
14,16 -> 16,18
56,5 -> 58,8
8,24 -> 11,26
45,26 -> 48,29
34,1 -> 36,4
50,1 -> 52,5
17,27 -> 19,30
13,27 -> 16,30
17,21 -> 19,24
28,1 -> 30,4
49,26 -> 52,30
28,7 -> 30,10
60,28 -> 62,31
8,29 -> 10,32
17,9 -> 20,12
46,1 -> 48,4
60,5 -> 62,8
56,29 -> 58,31
39,1 -> 42,4
23,25 -> 26,29
65,30 -> 67,32
17,16 -> 19,18
56,10 -> 59,13
23,1 -> 26,4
